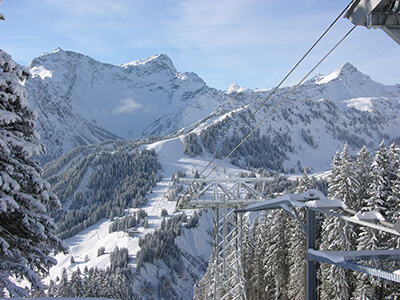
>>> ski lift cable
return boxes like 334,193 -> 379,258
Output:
176,2 -> 356,203
197,25 -> 357,185
193,0 -> 355,184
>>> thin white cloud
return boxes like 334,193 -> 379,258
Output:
112,98 -> 142,115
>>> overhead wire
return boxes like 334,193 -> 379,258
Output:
181,12 -> 356,204
199,25 -> 357,184
194,1 -> 354,182
177,1 -> 357,205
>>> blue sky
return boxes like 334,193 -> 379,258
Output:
1,0 -> 399,90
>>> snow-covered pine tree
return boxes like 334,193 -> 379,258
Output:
112,269 -> 129,300
355,145 -> 373,211
69,267 -> 84,297
385,142 -> 400,223
320,144 -> 358,299
241,216 -> 255,299
297,169 -> 313,193
392,166 -> 400,244
381,142 -> 400,299
248,215 -> 268,300
354,141 -> 399,299
54,268 -> 72,297
0,50 -> 65,296
333,143 -> 360,209
286,170 -> 311,300
263,210 -> 289,299
367,141 -> 393,217
193,264 -> 212,300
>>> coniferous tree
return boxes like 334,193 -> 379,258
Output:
0,50 -> 65,296
286,170 -> 311,300
242,217 -> 255,299
385,142 -> 400,223
320,144 -> 358,299
382,143 -> 400,299
367,141 -> 393,217
355,145 -> 373,211
297,169 -> 313,193
47,280 -> 57,298
287,211 -> 306,300
264,210 -> 289,299
112,268 -> 129,300
193,256 -> 214,299
69,267 -> 84,297
355,141 -> 397,299
55,268 -> 72,297
251,217 -> 268,300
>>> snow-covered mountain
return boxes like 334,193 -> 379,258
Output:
186,62 -> 400,172
25,48 -> 228,163
25,49 -> 400,166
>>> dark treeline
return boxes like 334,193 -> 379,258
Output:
47,148 -> 161,239
136,211 -> 202,271
199,111 -> 295,171
109,209 -> 148,233
184,133 -> 203,157
136,213 -> 189,271
185,98 -> 392,174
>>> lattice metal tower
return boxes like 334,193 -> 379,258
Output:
177,177 -> 270,300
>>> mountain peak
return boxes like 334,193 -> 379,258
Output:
121,54 -> 177,73
225,83 -> 249,94
337,62 -> 360,76
29,47 -> 96,69
315,62 -> 370,85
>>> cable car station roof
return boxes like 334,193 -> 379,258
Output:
345,0 -> 400,45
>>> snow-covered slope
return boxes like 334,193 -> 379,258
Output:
43,134 -> 248,299
25,49 -> 228,163
189,62 -> 400,172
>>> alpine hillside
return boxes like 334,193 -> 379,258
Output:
187,62 -> 400,173
25,49 -> 400,166
25,48 -> 228,163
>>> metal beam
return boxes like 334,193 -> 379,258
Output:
309,250 -> 400,283
306,209 -> 317,300
345,0 -> 393,25
179,177 -> 273,183
382,26 -> 400,44
310,249 -> 400,261
179,198 -> 262,209
345,0 -> 400,45
367,12 -> 400,27
310,207 -> 400,236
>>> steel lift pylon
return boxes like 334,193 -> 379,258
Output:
177,177 -> 272,300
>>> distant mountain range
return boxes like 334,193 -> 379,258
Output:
25,49 -> 400,169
